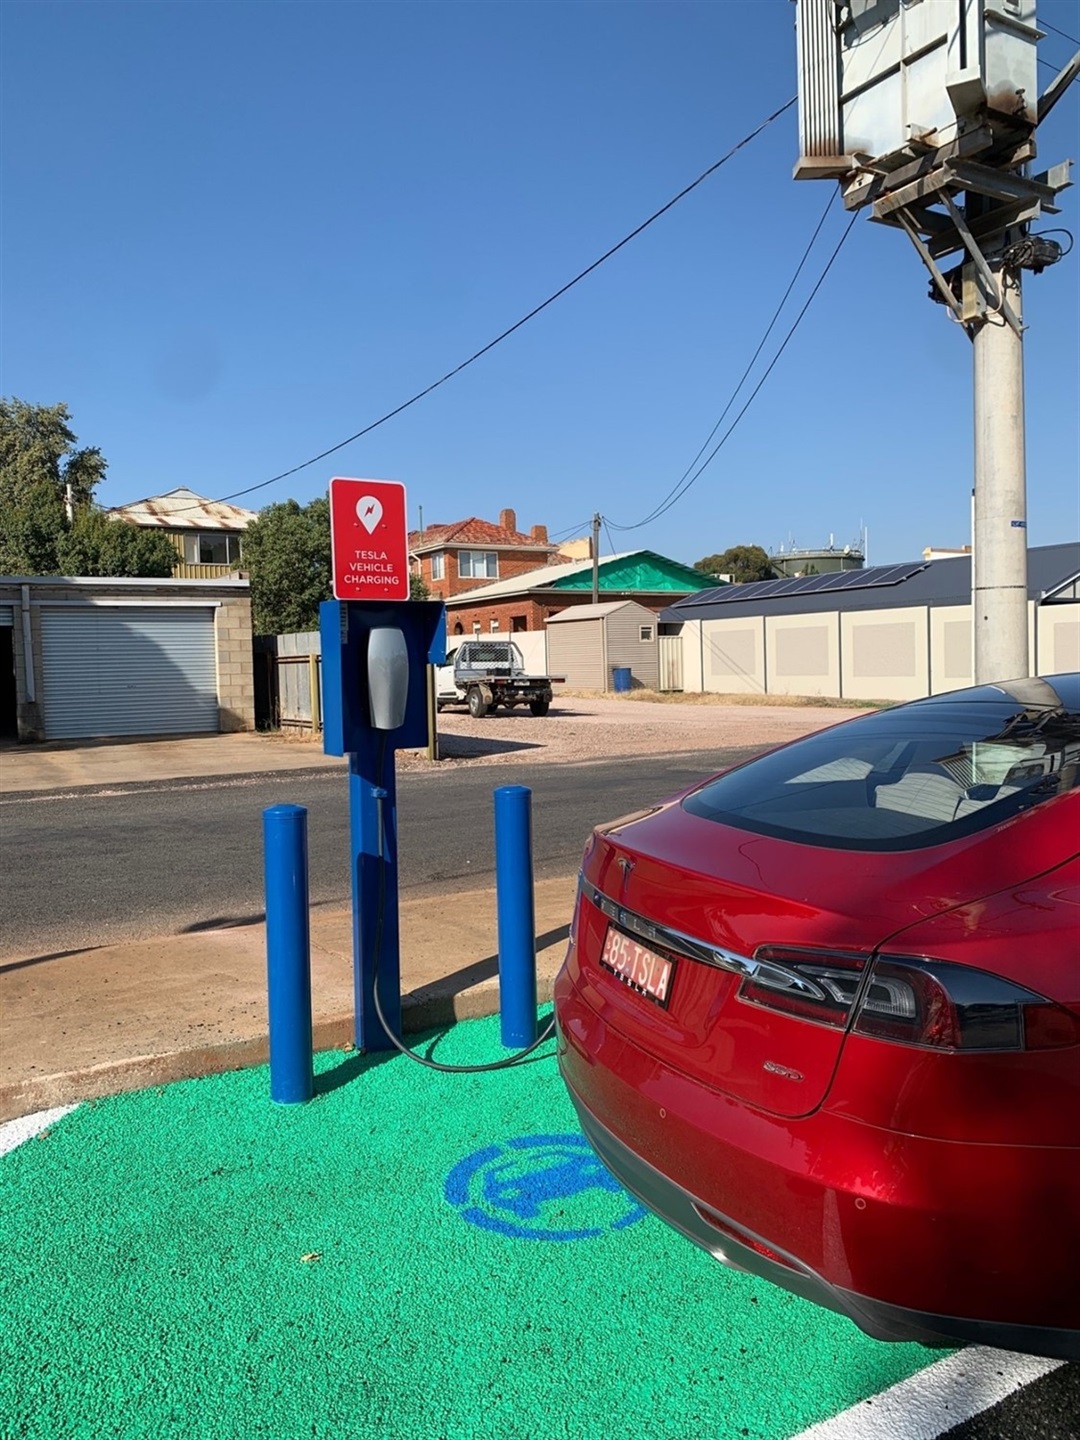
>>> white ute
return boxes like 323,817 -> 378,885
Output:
434,640 -> 563,718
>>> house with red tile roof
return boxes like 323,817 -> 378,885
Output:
409,508 -> 562,600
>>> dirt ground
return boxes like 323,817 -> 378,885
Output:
405,692 -> 876,769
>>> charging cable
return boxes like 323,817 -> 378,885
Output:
367,737 -> 557,1073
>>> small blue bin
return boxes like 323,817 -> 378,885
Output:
612,666 -> 632,693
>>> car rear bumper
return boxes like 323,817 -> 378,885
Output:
565,1083 -> 1079,1360
555,974 -> 1080,1362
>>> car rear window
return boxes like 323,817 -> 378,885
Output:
683,681 -> 1080,852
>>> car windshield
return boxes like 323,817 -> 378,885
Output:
683,677 -> 1080,852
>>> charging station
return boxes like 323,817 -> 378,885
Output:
320,596 -> 447,1051
320,475 -> 447,1053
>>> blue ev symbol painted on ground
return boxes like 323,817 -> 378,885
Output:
444,1134 -> 647,1241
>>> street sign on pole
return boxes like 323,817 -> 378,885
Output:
330,477 -> 410,602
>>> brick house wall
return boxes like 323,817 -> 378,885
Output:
409,508 -> 560,600
445,591 -> 681,636
421,549 -> 558,602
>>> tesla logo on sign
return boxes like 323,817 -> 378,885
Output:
329,477 -> 410,601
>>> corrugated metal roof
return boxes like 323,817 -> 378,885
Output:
546,601 -> 650,622
664,543 -> 1080,622
107,487 -> 258,532
444,551 -> 708,606
548,552 -> 720,593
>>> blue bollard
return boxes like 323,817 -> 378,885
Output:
494,785 -> 537,1048
263,804 -> 314,1104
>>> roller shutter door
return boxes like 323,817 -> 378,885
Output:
0,607 -> 13,627
41,607 -> 219,739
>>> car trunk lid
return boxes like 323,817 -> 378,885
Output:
575,795 -> 1070,1118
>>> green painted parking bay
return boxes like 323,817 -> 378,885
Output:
0,1015 -> 938,1439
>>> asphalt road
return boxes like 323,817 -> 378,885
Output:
0,746 -> 756,956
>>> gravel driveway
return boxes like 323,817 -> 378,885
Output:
418,694 -> 875,768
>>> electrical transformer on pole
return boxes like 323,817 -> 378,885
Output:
793,0 -> 1077,684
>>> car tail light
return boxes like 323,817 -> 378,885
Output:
740,946 -> 1080,1052
739,948 -> 870,1029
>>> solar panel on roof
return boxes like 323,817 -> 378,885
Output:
829,569 -> 868,589
845,563 -> 926,589
675,561 -> 932,610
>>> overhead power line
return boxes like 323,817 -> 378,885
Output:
168,96 -> 797,515
1041,18 -> 1080,46
608,187 -> 838,535
607,208 -> 859,533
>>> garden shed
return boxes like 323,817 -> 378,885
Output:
546,601 -> 659,691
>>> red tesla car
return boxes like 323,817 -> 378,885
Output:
555,675 -> 1080,1360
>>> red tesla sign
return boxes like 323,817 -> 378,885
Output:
329,477 -> 410,601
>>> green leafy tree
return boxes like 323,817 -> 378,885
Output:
693,544 -> 773,584
409,572 -> 430,601
0,397 -> 175,578
57,508 -> 177,578
242,497 -> 333,635
0,398 -> 107,574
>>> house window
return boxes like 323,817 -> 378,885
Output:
472,621 -> 482,634
489,618 -> 500,632
511,615 -> 528,632
458,550 -> 499,580
430,554 -> 445,581
639,625 -> 654,642
183,533 -> 240,565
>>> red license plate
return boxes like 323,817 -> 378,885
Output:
599,927 -> 675,1008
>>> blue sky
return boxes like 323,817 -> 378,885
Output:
2,0 -> 1078,568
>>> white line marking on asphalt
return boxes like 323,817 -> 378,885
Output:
790,1346 -> 1064,1440
0,1105 -> 79,1157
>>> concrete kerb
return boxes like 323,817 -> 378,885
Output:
0,875 -> 578,1124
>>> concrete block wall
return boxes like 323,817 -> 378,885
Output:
215,596 -> 255,732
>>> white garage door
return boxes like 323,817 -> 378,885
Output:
41,607 -> 219,740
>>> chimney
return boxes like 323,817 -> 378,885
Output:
499,508 -> 517,533
530,524 -> 548,544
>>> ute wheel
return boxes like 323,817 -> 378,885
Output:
468,686 -> 489,719
529,700 -> 550,717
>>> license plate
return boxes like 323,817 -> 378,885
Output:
599,927 -> 675,1008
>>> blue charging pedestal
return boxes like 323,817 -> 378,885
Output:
320,599 -> 447,1053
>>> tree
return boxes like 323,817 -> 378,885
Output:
57,508 -> 177,578
693,544 -> 773,584
242,498 -> 333,635
0,398 -> 174,577
1,399 -> 107,574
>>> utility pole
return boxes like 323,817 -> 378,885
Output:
972,258 -> 1028,683
591,513 -> 601,605
793,2 -> 1074,689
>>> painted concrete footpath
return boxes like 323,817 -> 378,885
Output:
0,732 -> 576,1123
3,1027 -> 1070,1440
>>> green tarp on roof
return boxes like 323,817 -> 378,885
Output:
549,551 -> 712,593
